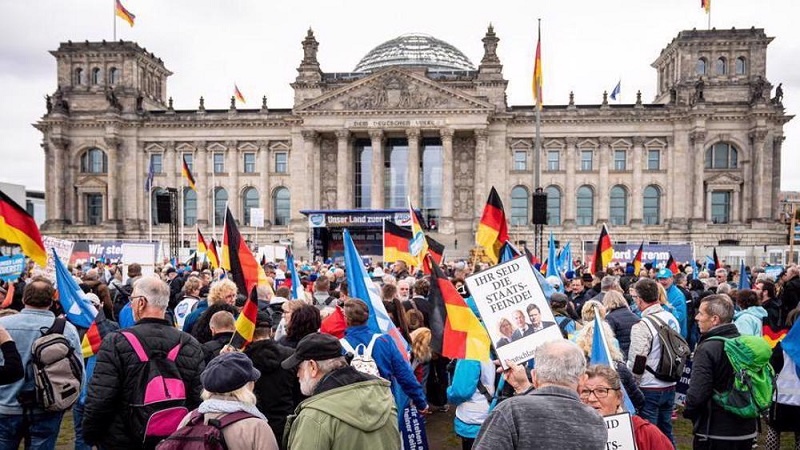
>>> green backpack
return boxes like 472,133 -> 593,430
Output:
707,335 -> 775,418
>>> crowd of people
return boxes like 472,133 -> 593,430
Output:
0,255 -> 797,449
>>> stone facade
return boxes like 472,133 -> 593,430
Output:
35,27 -> 791,259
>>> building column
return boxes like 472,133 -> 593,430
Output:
690,131 -> 706,221
49,138 -> 67,223
742,156 -> 753,223
440,128 -> 454,225
664,137 -> 675,221
706,189 -> 712,221
42,142 -> 57,222
732,186 -> 741,224
302,131 -> 320,210
226,140 -> 239,218
336,130 -> 351,209
407,128 -> 421,207
258,140 -> 270,225
772,136 -> 785,220
369,130 -> 384,209
750,129 -> 768,220
166,141 -> 177,194
473,129 -> 488,218
104,136 -> 120,222
195,141 -> 208,226
631,136 -> 644,225
564,137 -> 577,225
597,137 -> 611,224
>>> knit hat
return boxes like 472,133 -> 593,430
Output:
201,352 -> 261,393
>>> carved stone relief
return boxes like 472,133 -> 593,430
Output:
338,74 -> 459,110
453,136 -> 475,218
320,138 -> 337,209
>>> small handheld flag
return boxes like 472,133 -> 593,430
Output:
590,224 -> 614,274
115,0 -> 135,27
234,84 -> 246,104
476,187 -> 510,264
0,190 -> 47,267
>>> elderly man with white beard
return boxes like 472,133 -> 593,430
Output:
281,333 -> 400,449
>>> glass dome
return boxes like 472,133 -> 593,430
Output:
354,33 -> 475,73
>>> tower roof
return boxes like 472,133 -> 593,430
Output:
354,33 -> 475,73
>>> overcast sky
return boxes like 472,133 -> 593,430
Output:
1,0 -> 798,193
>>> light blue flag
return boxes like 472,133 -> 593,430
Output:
53,248 -> 97,329
705,255 -> 715,270
739,259 -> 751,290
286,247 -> 303,300
690,258 -> 699,280
589,311 -> 635,412
610,80 -> 621,100
546,232 -> 560,279
558,242 -> 572,275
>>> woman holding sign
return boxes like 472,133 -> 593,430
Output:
580,365 -> 672,449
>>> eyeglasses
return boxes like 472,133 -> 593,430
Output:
130,295 -> 147,304
579,387 -> 620,399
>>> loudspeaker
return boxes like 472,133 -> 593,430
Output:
156,194 -> 172,224
532,192 -> 548,225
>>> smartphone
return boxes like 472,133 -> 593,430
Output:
632,354 -> 647,375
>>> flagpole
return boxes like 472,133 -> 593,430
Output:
211,162 -> 217,240
533,18 -> 543,261
112,0 -> 116,41
180,178 -> 185,258
382,220 -> 386,264
148,186 -> 153,243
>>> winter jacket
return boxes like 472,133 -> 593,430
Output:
182,299 -> 209,333
285,366 -> 400,450
191,303 -> 238,344
446,359 -> 495,439
0,341 -> 23,386
626,303 -> 680,388
665,284 -> 689,339
177,395 -> 279,450
201,331 -> 235,364
683,323 -> 758,441
733,306 -> 768,337
82,318 -> 206,449
781,276 -> 800,318
762,297 -> 785,331
632,414 -> 673,449
605,305 -> 641,360
244,339 -> 297,444
343,325 -> 428,410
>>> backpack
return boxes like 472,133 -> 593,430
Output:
112,281 -> 133,320
707,335 -> 775,418
27,318 -> 83,412
122,330 -> 190,446
156,410 -> 254,450
340,334 -> 381,378
644,314 -> 691,382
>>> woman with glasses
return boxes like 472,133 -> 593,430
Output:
580,365 -> 672,449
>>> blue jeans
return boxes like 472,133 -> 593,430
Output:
640,387 -> 676,449
0,411 -> 65,450
72,401 -> 91,450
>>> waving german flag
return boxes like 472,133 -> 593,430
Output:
230,286 -> 259,349
0,190 -> 46,267
590,224 -> 613,274
208,238 -> 221,270
632,242 -> 644,275
222,207 -> 269,296
115,0 -> 135,27
476,187 -> 509,264
181,156 -> 196,191
383,220 -> 417,268
666,253 -> 679,275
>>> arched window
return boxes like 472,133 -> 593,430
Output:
696,58 -> 707,75
108,67 -> 119,85
643,185 -> 661,225
242,187 -> 260,226
273,187 -> 290,226
545,186 -> 561,226
91,67 -> 101,85
214,187 -> 228,226
80,148 -> 107,173
183,188 -> 197,226
74,67 -> 83,85
576,186 -> 594,226
735,57 -> 746,75
609,185 -> 628,226
510,186 -> 529,226
705,143 -> 739,169
716,57 -> 727,75
354,140 -> 372,209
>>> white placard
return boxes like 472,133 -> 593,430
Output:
121,243 -> 157,282
465,256 -> 562,368
32,236 -> 75,281
250,208 -> 264,227
604,412 -> 637,450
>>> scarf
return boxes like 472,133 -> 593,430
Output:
197,398 -> 268,422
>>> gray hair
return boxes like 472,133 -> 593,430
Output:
602,290 -> 628,310
316,356 -> 348,375
717,283 -> 731,295
600,275 -> 619,292
256,284 -> 272,301
133,275 -> 170,310
534,340 -> 587,388
701,294 -> 735,324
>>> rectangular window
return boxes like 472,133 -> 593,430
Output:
647,149 -> 660,170
513,150 -> 527,171
150,154 -> 163,174
275,152 -> 288,173
580,150 -> 593,171
547,151 -> 560,171
711,191 -> 731,224
614,149 -> 627,171
86,194 -> 103,225
213,153 -> 225,173
243,152 -> 256,173
183,154 -> 193,171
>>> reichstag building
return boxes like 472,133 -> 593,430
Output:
36,26 -> 790,260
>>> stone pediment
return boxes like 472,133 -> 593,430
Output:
76,175 -> 108,188
296,68 -> 494,113
705,172 -> 743,186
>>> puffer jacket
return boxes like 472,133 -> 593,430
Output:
605,305 -> 641,360
733,306 -> 768,337
245,339 -> 297,445
285,366 -> 400,450
683,323 -> 758,441
82,318 -> 205,449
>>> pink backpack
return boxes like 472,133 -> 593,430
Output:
122,331 -> 189,446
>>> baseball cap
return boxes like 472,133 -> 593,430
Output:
281,332 -> 343,369
655,268 -> 673,279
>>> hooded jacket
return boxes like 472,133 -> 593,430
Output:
733,306 -> 768,337
285,366 -> 400,450
244,339 -> 297,444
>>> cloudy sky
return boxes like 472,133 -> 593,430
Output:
1,0 -> 798,193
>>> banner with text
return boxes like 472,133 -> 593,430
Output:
31,236 -> 75,281
583,242 -> 694,267
604,412 -> 637,450
0,255 -> 25,282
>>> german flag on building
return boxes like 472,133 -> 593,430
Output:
383,220 -> 417,268
115,0 -> 135,27
426,255 -> 490,361
230,286 -> 259,349
182,156 -> 196,191
590,224 -> 613,274
0,190 -> 46,267
632,242 -> 644,275
221,207 -> 268,296
476,187 -> 509,264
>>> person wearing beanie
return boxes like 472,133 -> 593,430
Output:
173,352 -> 278,450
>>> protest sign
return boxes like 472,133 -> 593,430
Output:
0,255 -> 25,282
465,256 -> 562,368
31,236 -> 74,281
674,359 -> 693,407
604,412 -> 637,450
399,403 -> 428,450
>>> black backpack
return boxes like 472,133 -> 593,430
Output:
644,315 -> 691,382
156,411 -> 254,450
112,282 -> 133,320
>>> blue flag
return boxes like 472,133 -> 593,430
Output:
690,258 -> 699,280
589,311 -> 635,412
610,80 -> 621,100
738,259 -> 750,290
53,248 -> 97,329
546,232 -> 560,279
286,247 -> 303,300
558,242 -> 572,275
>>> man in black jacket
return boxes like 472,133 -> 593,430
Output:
82,276 -> 205,449
684,294 -> 757,449
201,311 -> 236,364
